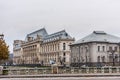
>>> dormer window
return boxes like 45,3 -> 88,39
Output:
65,33 -> 68,36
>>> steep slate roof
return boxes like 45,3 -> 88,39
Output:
25,28 -> 48,41
74,31 -> 120,44
25,28 -> 73,42
44,30 -> 72,39
43,30 -> 73,43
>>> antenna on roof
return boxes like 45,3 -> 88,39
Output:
93,31 -> 106,34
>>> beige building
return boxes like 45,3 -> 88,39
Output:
13,28 -> 74,66
13,40 -> 24,65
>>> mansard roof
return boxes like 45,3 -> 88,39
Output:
74,31 -> 120,44
25,28 -> 73,42
25,28 -> 48,41
43,30 -> 73,43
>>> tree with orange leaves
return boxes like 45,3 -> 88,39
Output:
0,36 -> 9,65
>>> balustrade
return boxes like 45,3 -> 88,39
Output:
2,67 -> 120,75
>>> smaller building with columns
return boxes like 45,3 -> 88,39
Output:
70,31 -> 120,67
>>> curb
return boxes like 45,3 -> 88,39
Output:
1,73 -> 120,78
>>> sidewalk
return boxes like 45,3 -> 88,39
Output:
1,73 -> 120,78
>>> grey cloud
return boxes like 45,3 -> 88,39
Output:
1,0 -> 120,52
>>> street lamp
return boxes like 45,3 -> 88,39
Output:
118,43 -> 120,66
0,34 -> 4,40
108,50 -> 116,66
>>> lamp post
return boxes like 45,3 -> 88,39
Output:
86,56 -> 87,67
0,34 -> 4,40
108,50 -> 116,66
118,43 -> 120,66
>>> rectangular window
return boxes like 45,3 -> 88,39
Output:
109,47 -> 112,51
98,46 -> 100,52
115,47 -> 118,52
63,52 -> 66,56
63,43 -> 66,50
85,47 -> 88,53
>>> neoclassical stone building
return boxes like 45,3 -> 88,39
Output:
13,40 -> 24,65
13,28 -> 74,66
70,31 -> 120,67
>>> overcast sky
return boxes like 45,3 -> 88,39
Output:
1,0 -> 120,53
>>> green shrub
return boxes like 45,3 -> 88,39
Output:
2,70 -> 8,75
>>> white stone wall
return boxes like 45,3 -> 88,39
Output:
71,42 -> 120,64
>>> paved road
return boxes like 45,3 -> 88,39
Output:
1,77 -> 120,80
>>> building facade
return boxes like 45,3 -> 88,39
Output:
13,40 -> 24,65
70,31 -> 120,67
13,28 -> 74,66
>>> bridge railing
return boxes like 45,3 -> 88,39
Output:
1,67 -> 120,75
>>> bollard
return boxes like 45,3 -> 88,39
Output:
63,69 -> 66,74
117,67 -> 119,73
86,68 -> 89,73
94,68 -> 97,73
17,70 -> 18,75
71,69 -> 74,74
109,68 -> 112,73
35,69 -> 38,75
43,70 -> 46,74
8,69 -> 11,75
79,69 -> 81,73
26,70 -> 29,75
101,68 -> 104,73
